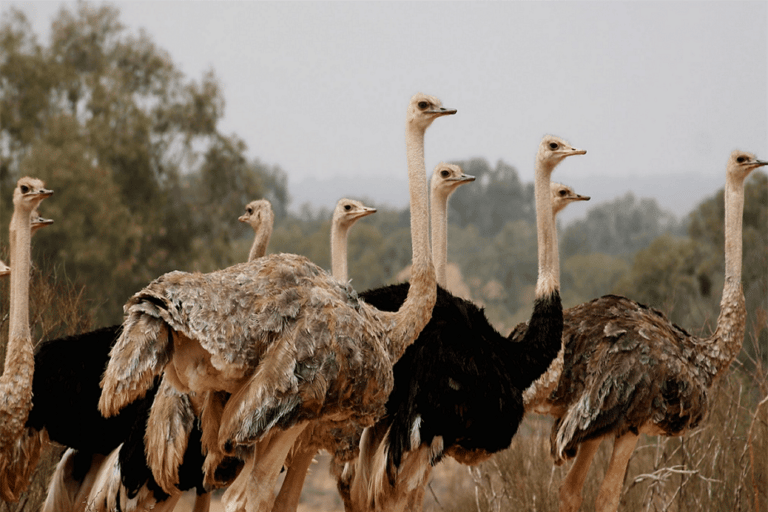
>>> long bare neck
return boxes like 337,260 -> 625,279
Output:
247,224 -> 272,262
430,186 -> 448,287
534,160 -> 558,298
331,221 -> 350,281
551,209 -> 561,285
4,207 -> 32,375
705,174 -> 747,380
387,125 -> 436,360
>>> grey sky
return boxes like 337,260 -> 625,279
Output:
12,1 -> 768,221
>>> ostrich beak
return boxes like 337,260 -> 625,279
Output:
450,174 -> 476,183
354,207 -> 377,219
427,106 -> 457,117
574,194 -> 590,201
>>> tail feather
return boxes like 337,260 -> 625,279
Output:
145,375 -> 195,494
99,301 -> 172,418
0,427 -> 46,501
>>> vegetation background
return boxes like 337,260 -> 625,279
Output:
0,4 -> 765,511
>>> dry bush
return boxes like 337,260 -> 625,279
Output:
442,329 -> 767,512
0,260 -> 92,512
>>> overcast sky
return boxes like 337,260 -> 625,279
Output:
11,1 -> 768,220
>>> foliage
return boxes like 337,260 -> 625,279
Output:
560,192 -> 684,261
0,4 -> 287,324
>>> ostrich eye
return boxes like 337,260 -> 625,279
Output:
559,189 -> 567,196
20,185 -> 30,193
736,156 -> 747,164
344,204 -> 352,211
440,170 -> 450,178
549,142 -> 559,150
417,101 -> 429,110
247,208 -> 253,214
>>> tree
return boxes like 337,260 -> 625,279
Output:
0,4 -> 287,324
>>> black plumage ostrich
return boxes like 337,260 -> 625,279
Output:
22,325 -> 209,511
340,136 -> 588,511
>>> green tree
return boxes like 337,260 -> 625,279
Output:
0,4 -> 287,324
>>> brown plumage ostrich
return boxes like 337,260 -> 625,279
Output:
0,261 -> 9,277
0,177 -> 53,501
272,197 -> 377,512
239,199 -> 275,262
99,93 -> 453,512
72,199 -> 279,512
528,150 -> 766,512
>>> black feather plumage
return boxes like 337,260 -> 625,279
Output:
360,283 -> 562,480
26,325 -> 206,499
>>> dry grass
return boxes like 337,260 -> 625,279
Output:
446,331 -> 768,512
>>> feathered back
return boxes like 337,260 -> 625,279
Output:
548,294 -> 708,462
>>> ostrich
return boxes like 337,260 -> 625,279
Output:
0,177 -> 53,501
331,198 -> 377,282
41,198 -> 275,511
98,93 -> 453,512
524,150 -> 766,512
339,136 -> 587,512
429,163 -> 475,287
239,199 -> 275,262
270,197 -> 377,512
0,261 -> 9,277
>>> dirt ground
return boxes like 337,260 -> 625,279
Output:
174,453 -> 472,512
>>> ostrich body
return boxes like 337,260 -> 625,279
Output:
531,151 -> 766,512
340,138 -> 587,512
0,177 -> 53,501
99,93 -> 452,512
40,199 -> 276,511
270,197 -> 377,512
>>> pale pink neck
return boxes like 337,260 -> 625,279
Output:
247,225 -> 271,262
7,206 -> 32,360
534,159 -> 558,298
430,185 -> 448,287
386,123 -> 436,360
331,221 -> 350,281
706,173 -> 747,380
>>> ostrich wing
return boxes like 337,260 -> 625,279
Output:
549,295 -> 709,462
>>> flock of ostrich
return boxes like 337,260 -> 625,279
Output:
0,92 -> 764,512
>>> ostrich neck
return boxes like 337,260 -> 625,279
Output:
7,209 -> 32,352
430,187 -> 448,287
0,204 -> 35,452
247,226 -> 271,262
387,125 -> 436,361
331,222 -> 349,281
534,160 -> 558,298
704,175 -> 747,382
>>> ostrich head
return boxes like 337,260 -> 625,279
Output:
30,210 -> 54,235
239,199 -> 274,231
431,163 -> 475,201
14,177 -> 53,214
407,93 -> 457,130
0,261 -> 8,277
551,182 -> 590,215
333,199 -> 377,230
537,135 -> 587,169
728,150 -> 768,181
